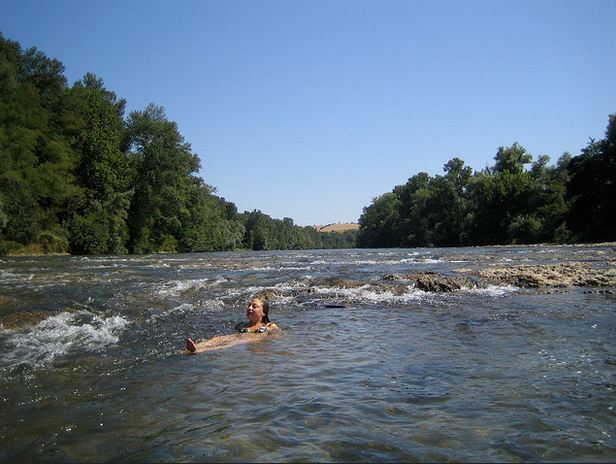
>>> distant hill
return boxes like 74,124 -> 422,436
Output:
314,223 -> 360,233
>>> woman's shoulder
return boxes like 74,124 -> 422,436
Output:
265,321 -> 281,331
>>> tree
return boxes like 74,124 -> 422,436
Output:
464,144 -> 537,245
69,73 -> 130,198
389,173 -> 425,247
61,73 -> 133,254
567,114 -> 616,242
357,192 -> 402,247
528,153 -> 570,242
0,34 -> 78,253
20,46 -> 67,107
429,158 -> 472,246
126,104 -> 203,253
492,142 -> 533,175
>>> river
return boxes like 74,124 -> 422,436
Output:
1,246 -> 615,462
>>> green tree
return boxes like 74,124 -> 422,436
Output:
241,210 -> 274,251
428,158 -> 472,246
528,153 -> 570,242
492,142 -> 533,175
63,73 -> 132,254
358,192 -> 402,247
0,34 -> 78,253
126,104 -> 204,253
394,172 -> 432,247
567,114 -> 616,242
69,73 -> 130,198
464,144 -> 535,244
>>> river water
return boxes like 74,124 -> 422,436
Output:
1,246 -> 615,462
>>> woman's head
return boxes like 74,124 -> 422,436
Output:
247,296 -> 270,324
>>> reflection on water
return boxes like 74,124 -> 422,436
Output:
1,246 -> 615,462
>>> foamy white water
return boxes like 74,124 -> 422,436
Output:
1,311 -> 129,371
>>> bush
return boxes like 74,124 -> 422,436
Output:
0,240 -> 23,255
68,212 -> 109,255
38,229 -> 69,254
158,234 -> 178,253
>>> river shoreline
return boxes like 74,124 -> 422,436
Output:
3,241 -> 615,257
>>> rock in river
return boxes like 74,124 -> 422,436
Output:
477,263 -> 616,288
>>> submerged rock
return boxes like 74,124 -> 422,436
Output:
0,311 -> 53,330
308,277 -> 366,289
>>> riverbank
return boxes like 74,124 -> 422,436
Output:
3,241 -> 615,257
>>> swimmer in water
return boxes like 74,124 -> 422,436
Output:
185,296 -> 280,354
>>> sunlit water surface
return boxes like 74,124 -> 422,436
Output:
1,247 -> 615,462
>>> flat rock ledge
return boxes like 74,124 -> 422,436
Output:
477,263 -> 616,288
410,272 -> 482,292
233,263 -> 616,307
382,272 -> 483,292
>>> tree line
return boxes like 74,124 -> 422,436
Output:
2,33 -> 613,255
0,33 -> 357,255
358,116 -> 616,247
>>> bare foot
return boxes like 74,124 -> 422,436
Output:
186,338 -> 197,353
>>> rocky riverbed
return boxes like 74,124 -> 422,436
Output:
476,262 -> 616,288
2,245 -> 615,331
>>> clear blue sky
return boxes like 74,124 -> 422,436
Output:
2,0 -> 615,226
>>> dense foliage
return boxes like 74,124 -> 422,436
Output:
0,34 -> 356,255
358,117 -> 616,247
2,33 -> 612,254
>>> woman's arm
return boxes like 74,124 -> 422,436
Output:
186,333 -> 254,354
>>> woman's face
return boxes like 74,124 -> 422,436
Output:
247,299 -> 265,324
